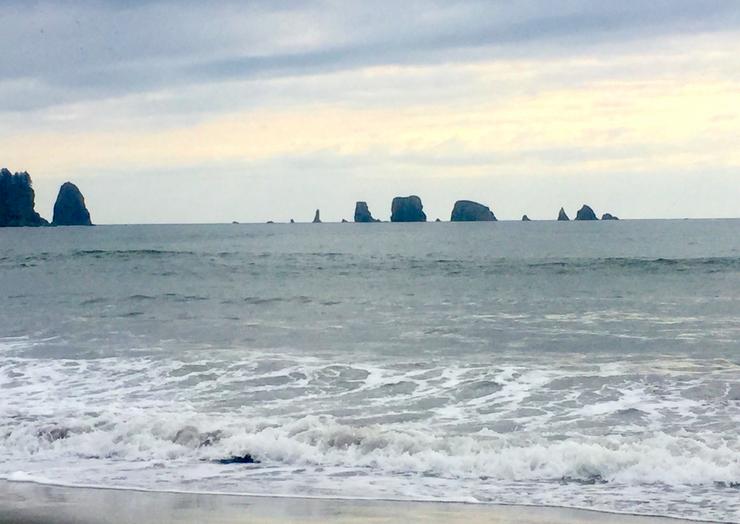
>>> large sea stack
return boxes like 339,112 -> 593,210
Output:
575,205 -> 598,221
312,210 -> 322,223
391,195 -> 426,222
557,207 -> 570,221
450,200 -> 497,222
0,168 -> 48,227
354,201 -> 379,222
52,182 -> 92,226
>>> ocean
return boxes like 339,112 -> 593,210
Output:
1,220 -> 738,522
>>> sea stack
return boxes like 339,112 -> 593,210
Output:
601,213 -> 620,220
575,205 -> 598,221
0,168 -> 48,227
390,195 -> 426,222
312,210 -> 321,223
52,182 -> 92,226
557,207 -> 570,221
354,201 -> 379,223
522,215 -> 531,221
450,200 -> 497,222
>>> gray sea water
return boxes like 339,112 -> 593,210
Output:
1,221 -> 739,522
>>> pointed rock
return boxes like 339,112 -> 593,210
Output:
522,215 -> 531,221
354,201 -> 379,222
391,195 -> 426,222
52,182 -> 92,226
575,205 -> 598,221
601,213 -> 619,220
450,200 -> 497,222
312,210 -> 321,223
557,207 -> 570,221
0,168 -> 48,227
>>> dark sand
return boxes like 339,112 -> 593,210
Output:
0,481 -> 705,524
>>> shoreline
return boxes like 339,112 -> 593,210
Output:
0,480 -> 715,524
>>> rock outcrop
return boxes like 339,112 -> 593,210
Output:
354,201 -> 379,223
522,215 -> 531,221
575,205 -> 598,221
557,207 -> 570,221
391,195 -> 426,222
450,200 -> 497,222
601,213 -> 619,220
52,182 -> 92,226
0,168 -> 48,227
312,209 -> 321,223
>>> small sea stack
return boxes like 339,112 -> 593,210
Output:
0,168 -> 48,227
450,200 -> 497,222
354,201 -> 379,223
390,195 -> 426,222
312,210 -> 321,223
575,205 -> 598,221
557,207 -> 570,221
52,182 -> 92,226
522,215 -> 531,221
601,213 -> 620,220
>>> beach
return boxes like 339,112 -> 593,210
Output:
0,481 -> 703,524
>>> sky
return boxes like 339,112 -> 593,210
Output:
1,0 -> 740,223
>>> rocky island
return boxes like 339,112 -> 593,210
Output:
575,205 -> 598,221
391,195 -> 426,222
557,207 -> 570,221
601,213 -> 619,220
450,200 -> 497,221
0,168 -> 48,227
354,201 -> 380,222
52,182 -> 93,226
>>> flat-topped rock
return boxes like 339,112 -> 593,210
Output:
557,207 -> 570,221
601,213 -> 619,220
575,205 -> 598,221
450,200 -> 497,222
0,168 -> 48,227
391,195 -> 426,222
52,182 -> 92,226
354,201 -> 379,223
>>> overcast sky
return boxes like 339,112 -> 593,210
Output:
2,0 -> 739,222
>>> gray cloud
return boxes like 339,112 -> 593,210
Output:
2,0 -> 740,111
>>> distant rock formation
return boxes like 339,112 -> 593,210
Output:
575,205 -> 598,221
601,213 -> 619,220
522,215 -> 531,221
450,200 -> 497,222
391,195 -> 426,222
290,219 -> 295,224
354,201 -> 379,223
341,219 -> 348,223
312,210 -> 321,223
435,218 -> 441,222
52,182 -> 92,226
557,207 -> 570,221
0,169 -> 48,227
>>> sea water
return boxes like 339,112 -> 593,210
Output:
0,221 -> 738,522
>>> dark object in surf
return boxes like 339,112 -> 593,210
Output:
52,182 -> 93,226
575,205 -> 598,221
354,201 -> 380,222
601,213 -> 619,220
391,195 -> 426,222
0,168 -> 48,227
450,200 -> 497,222
217,454 -> 260,464
557,207 -> 570,221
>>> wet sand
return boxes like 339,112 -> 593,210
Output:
0,481 -> 704,524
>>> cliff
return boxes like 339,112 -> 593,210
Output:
354,201 -> 379,222
390,195 -> 426,222
0,168 -> 48,227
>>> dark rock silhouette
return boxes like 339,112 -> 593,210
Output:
522,215 -> 531,221
575,205 -> 598,221
435,218 -> 441,222
52,182 -> 92,226
450,200 -> 497,222
354,201 -> 379,223
391,195 -> 426,222
601,213 -> 620,220
290,219 -> 295,224
0,168 -> 48,227
341,219 -> 348,223
557,207 -> 570,221
266,221 -> 274,224
312,210 -> 321,223
216,453 -> 260,465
